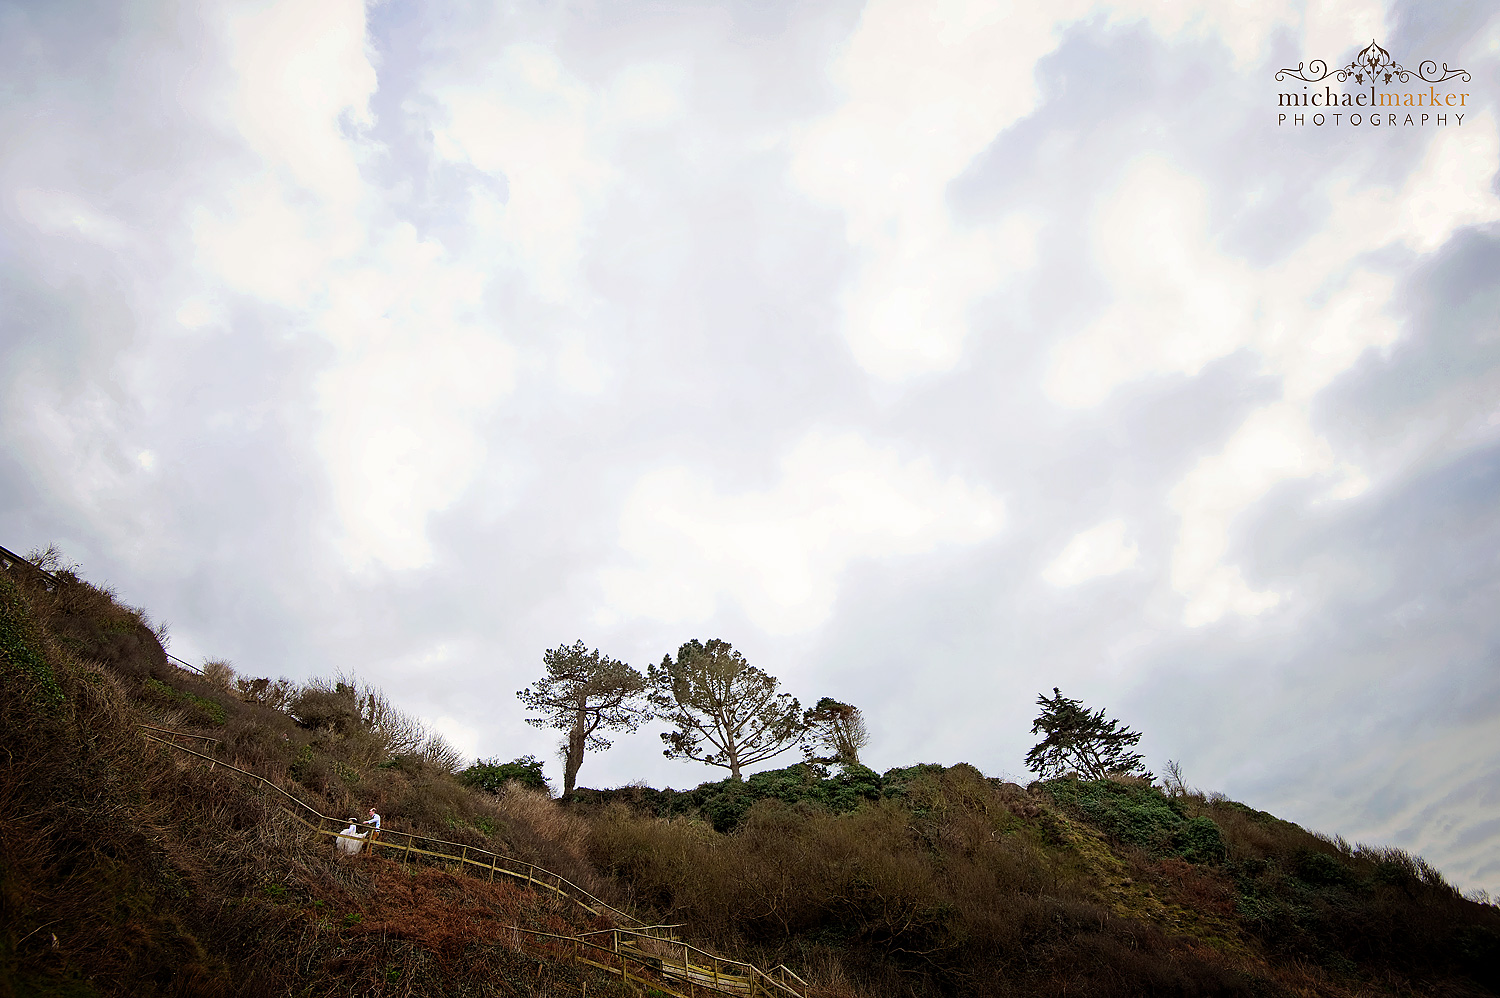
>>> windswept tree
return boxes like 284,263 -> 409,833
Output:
1026,687 -> 1150,781
517,641 -> 650,794
648,639 -> 803,781
801,698 -> 869,768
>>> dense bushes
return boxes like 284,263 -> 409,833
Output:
584,765 -> 1267,997
6,552 -> 1500,998
572,761 -> 885,832
460,755 -> 552,795
1226,836 -> 1500,987
1041,776 -> 1227,861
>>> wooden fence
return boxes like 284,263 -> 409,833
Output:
507,925 -> 808,998
139,728 -> 641,926
3,544 -> 812,994
141,727 -> 808,998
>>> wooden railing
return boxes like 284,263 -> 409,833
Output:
140,730 -> 644,927
0,545 -> 205,676
508,925 -> 808,998
3,542 -> 814,993
0,543 -> 56,585
141,727 -> 808,996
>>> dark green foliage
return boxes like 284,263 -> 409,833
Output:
288,743 -> 315,784
459,755 -> 553,796
697,778 -> 756,833
1041,778 -> 1197,854
572,761 -> 886,833
584,763 -> 1274,998
712,763 -> 884,831
1,556 -> 632,998
1174,815 -> 1228,864
878,763 -> 948,799
1216,817 -> 1500,988
0,568 -> 235,996
1027,688 -> 1149,780
1455,925 -> 1500,990
33,574 -> 169,682
1042,778 -> 1228,865
1292,849 -> 1360,888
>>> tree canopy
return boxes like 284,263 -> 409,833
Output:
517,641 -> 649,794
801,697 -> 869,768
1025,687 -> 1150,781
647,638 -> 803,781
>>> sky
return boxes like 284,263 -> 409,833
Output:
1,0 -> 1497,895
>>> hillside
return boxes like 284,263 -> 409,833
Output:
2,551 -> 1498,998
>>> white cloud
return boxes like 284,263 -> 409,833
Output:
1043,518 -> 1139,587
425,44 -> 615,303
428,715 -> 482,762
606,63 -> 687,128
1049,119 -> 1500,625
174,298 -> 220,330
786,0 -> 1380,382
787,0 -> 1073,379
13,188 -> 130,246
1046,159 -> 1258,409
555,334 -> 613,396
1101,0 -> 1385,69
313,229 -> 515,572
220,0 -> 376,204
184,2 -> 520,572
600,431 -> 1005,633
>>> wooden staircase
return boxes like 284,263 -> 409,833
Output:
142,724 -> 808,998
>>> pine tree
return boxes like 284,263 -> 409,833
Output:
648,639 -> 803,781
517,641 -> 650,795
1025,687 -> 1150,781
801,698 -> 869,768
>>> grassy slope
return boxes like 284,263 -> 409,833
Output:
2,561 -> 1498,998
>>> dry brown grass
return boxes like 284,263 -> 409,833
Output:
7,556 -> 1499,998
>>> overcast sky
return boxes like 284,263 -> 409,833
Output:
2,0 -> 1498,894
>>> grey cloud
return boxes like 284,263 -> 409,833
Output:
2,0 -> 1497,895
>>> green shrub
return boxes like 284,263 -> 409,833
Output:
0,572 -> 64,709
1174,815 -> 1227,864
1291,849 -> 1360,888
1041,778 -> 1184,850
459,755 -> 552,795
288,743 -> 315,784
